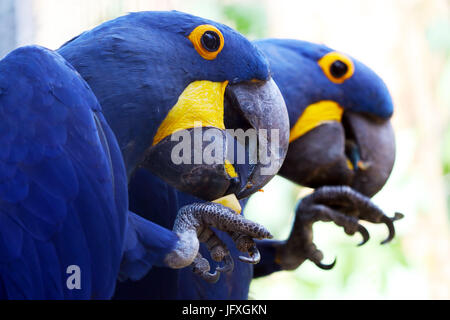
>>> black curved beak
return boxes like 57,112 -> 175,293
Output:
344,112 -> 395,197
279,111 -> 395,197
142,79 -> 289,201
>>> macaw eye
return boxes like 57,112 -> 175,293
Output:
330,60 -> 348,78
189,25 -> 224,60
318,51 -> 354,84
201,31 -> 221,52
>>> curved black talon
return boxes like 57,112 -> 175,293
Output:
380,213 -> 402,245
238,244 -> 261,264
216,254 -> 234,273
313,257 -> 337,270
357,224 -> 370,246
201,270 -> 220,283
393,212 -> 404,221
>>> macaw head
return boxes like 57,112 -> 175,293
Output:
58,11 -> 289,201
255,39 -> 395,197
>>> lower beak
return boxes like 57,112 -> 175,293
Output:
279,111 -> 395,197
142,79 -> 289,201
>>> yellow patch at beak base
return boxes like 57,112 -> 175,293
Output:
289,100 -> 344,143
213,194 -> 242,214
152,80 -> 228,145
224,160 -> 238,178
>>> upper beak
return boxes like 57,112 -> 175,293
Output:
279,110 -> 395,197
343,112 -> 395,197
142,78 -> 289,201
224,79 -> 289,198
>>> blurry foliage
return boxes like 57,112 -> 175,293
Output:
427,17 -> 450,216
218,1 -> 268,39
427,19 -> 450,53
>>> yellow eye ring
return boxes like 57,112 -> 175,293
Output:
318,52 -> 354,84
188,25 -> 224,60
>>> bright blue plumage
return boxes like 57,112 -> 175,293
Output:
0,45 -> 127,298
0,45 -> 179,299
120,211 -> 178,282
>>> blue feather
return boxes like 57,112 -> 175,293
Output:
119,211 -> 178,282
0,45 -> 128,299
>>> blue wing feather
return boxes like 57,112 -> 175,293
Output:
119,211 -> 178,282
0,46 -> 128,299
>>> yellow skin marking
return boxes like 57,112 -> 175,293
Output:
152,80 -> 228,145
289,100 -> 344,143
188,24 -> 224,60
212,194 -> 242,214
346,159 -> 354,170
290,100 -> 356,171
318,51 -> 355,84
224,159 -> 238,178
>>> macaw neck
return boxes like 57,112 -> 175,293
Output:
100,105 -> 158,180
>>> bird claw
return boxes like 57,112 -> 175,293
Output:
305,186 -> 403,246
357,224 -> 370,246
173,202 -> 272,282
191,252 -> 220,283
277,186 -> 403,270
380,212 -> 404,245
201,270 -> 220,283
216,254 -> 234,273
313,257 -> 337,270
238,244 -> 261,264
230,233 -> 262,264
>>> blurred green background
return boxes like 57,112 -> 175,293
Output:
2,0 -> 449,299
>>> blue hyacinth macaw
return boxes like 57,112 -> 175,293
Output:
0,11 -> 291,299
113,39 -> 400,299
58,12 -> 289,284
253,39 -> 401,276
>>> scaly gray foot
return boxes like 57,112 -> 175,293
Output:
165,202 -> 272,283
276,186 -> 403,270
